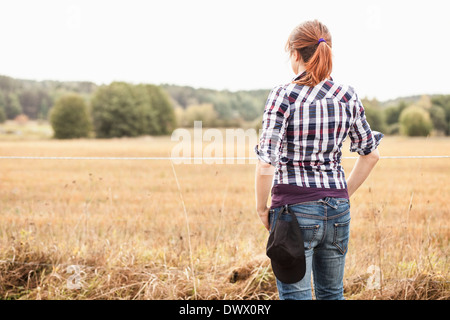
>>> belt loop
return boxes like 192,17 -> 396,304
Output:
323,197 -> 338,209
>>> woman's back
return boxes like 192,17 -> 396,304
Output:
257,73 -> 382,191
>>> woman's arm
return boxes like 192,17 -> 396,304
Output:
346,148 -> 380,197
254,86 -> 290,231
255,160 -> 275,231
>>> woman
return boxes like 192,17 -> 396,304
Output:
254,20 -> 383,300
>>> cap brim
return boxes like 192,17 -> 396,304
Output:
271,256 -> 306,284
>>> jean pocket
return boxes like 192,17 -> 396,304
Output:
333,219 -> 351,255
300,224 -> 320,249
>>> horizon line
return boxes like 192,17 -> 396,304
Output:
1,73 -> 449,104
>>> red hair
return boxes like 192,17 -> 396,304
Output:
285,20 -> 333,87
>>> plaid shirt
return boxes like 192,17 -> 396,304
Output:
255,72 -> 383,190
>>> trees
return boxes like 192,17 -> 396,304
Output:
143,84 -> 176,135
91,82 -> 142,138
19,88 -> 52,119
3,73 -> 450,138
384,101 -> 407,134
361,98 -> 386,133
162,84 -> 267,127
429,105 -> 447,134
431,95 -> 450,135
0,94 -> 6,123
91,82 -> 175,138
399,105 -> 433,137
179,103 -> 217,127
0,105 -> 5,123
50,93 -> 91,139
2,93 -> 22,119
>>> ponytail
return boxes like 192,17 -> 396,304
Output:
286,20 -> 333,87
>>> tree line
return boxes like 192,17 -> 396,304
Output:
360,95 -> 450,137
0,74 -> 449,138
162,84 -> 269,128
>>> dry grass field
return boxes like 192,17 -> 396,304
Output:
0,134 -> 449,300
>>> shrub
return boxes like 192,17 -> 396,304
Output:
91,82 -> 175,138
50,93 -> 91,139
182,103 -> 217,127
399,106 -> 433,137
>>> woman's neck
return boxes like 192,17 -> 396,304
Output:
295,64 -> 306,76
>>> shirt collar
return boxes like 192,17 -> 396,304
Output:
292,71 -> 307,82
291,71 -> 334,83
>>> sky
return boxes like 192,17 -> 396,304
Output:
0,0 -> 449,101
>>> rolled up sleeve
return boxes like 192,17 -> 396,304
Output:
255,86 -> 291,166
348,96 -> 384,155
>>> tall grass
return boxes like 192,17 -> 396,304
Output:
0,136 -> 448,299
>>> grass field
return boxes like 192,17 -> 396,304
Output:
0,133 -> 449,300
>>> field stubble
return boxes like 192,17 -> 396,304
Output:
0,136 -> 448,300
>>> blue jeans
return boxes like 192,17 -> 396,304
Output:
269,197 -> 351,300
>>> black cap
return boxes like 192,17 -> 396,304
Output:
266,208 -> 306,284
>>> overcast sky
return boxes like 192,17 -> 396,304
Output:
0,0 -> 449,101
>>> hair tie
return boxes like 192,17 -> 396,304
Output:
318,38 -> 326,44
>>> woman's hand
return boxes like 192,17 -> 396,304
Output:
256,206 -> 270,231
